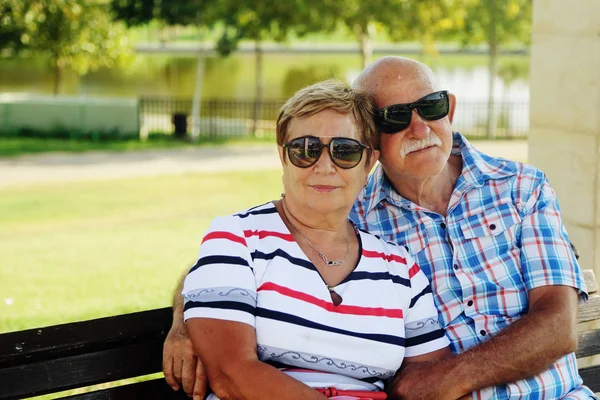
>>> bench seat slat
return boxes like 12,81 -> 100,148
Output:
0,307 -> 172,367
579,365 -> 600,393
577,330 -> 600,359
0,340 -> 163,400
578,295 -> 600,324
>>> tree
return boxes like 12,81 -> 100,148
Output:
1,0 -> 132,94
213,0 -> 330,136
112,0 -> 222,140
459,0 -> 532,137
326,0 -> 467,69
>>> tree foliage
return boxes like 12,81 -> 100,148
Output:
112,0 -> 222,32
460,0 -> 532,47
1,0 -> 132,93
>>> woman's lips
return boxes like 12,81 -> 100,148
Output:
311,185 -> 338,192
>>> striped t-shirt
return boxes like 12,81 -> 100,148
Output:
183,202 -> 448,385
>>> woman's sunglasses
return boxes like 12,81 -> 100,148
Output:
375,90 -> 450,134
282,136 -> 369,169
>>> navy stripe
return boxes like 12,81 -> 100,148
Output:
189,255 -> 250,273
345,271 -> 410,287
235,207 -> 278,218
184,300 -> 256,315
251,249 -> 315,271
257,308 -> 406,347
409,285 -> 433,308
405,329 -> 446,347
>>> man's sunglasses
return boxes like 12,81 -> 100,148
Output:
282,135 -> 369,169
376,90 -> 450,134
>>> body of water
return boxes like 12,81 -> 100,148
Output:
0,50 -> 531,137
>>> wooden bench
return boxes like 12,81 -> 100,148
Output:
2,271 -> 600,399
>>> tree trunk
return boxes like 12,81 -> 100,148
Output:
190,52 -> 205,141
251,40 -> 263,137
53,63 -> 62,95
486,0 -> 498,139
358,23 -> 374,70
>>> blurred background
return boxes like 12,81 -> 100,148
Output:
0,0 -> 532,335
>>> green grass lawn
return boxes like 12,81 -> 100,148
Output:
0,169 -> 282,333
0,135 -> 277,157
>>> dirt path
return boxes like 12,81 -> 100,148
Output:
0,140 -> 527,188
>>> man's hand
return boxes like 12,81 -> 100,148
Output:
387,359 -> 465,400
162,319 -> 207,399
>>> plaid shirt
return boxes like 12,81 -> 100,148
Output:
350,132 -> 591,399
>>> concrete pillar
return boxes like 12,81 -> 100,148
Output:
529,0 -> 600,274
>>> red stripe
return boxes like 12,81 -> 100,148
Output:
362,249 -> 406,265
408,263 -> 420,278
202,231 -> 247,246
244,230 -> 294,241
258,282 -> 403,318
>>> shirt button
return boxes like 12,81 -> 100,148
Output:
480,329 -> 487,336
453,264 -> 459,270
466,300 -> 473,307
440,222 -> 447,229
489,223 -> 496,230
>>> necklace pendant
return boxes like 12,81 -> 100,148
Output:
327,260 -> 342,266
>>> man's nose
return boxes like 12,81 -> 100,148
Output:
405,109 -> 430,138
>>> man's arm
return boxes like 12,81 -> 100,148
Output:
388,285 -> 579,400
162,270 -> 206,399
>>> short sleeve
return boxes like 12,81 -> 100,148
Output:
182,215 -> 257,327
403,256 -> 450,357
520,175 -> 587,300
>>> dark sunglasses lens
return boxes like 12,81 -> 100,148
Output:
379,107 -> 411,134
330,138 -> 364,168
287,137 -> 321,167
418,92 -> 449,120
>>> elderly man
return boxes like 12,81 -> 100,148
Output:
163,56 -> 591,399
349,56 -> 591,399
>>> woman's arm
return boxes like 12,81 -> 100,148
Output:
187,318 -> 326,400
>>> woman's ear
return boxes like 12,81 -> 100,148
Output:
367,149 -> 380,171
278,146 -> 285,166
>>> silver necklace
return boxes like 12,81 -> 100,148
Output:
281,200 -> 349,267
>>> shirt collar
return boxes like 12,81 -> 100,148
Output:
362,131 -> 518,215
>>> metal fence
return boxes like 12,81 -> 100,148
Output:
139,97 -> 285,139
139,97 -> 529,140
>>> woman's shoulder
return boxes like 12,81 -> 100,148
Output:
210,202 -> 279,228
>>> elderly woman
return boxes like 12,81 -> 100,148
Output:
180,80 -> 449,400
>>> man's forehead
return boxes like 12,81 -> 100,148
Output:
374,78 -> 436,108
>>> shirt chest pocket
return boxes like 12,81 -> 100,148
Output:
461,202 -> 522,240
459,202 -> 524,290
394,223 -> 430,275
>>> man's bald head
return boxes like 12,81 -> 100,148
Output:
352,56 -> 440,105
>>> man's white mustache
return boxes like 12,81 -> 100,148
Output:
400,135 -> 443,158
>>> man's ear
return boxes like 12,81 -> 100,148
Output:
447,92 -> 457,124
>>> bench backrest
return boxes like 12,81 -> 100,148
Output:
1,270 -> 600,399
0,307 -> 180,399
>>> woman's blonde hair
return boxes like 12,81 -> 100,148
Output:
276,79 -> 379,165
